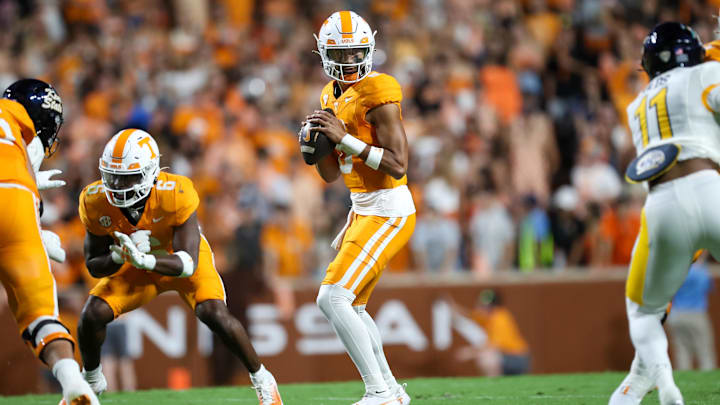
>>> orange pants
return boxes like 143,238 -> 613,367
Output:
323,213 -> 415,306
0,184 -> 58,333
90,236 -> 226,317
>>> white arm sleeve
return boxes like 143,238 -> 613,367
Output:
27,136 -> 44,173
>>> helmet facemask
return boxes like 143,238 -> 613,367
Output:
100,158 -> 159,208
38,113 -> 63,158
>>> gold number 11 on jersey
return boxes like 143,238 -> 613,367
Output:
634,87 -> 673,147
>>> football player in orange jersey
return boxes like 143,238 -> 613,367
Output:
704,39 -> 720,61
0,79 -> 100,405
76,129 -> 283,405
704,9 -> 720,62
305,11 -> 415,405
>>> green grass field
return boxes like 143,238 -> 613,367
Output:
2,371 -> 719,404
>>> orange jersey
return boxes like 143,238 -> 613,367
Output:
0,99 -> 39,196
320,71 -> 407,193
79,171 -> 202,273
472,308 -> 529,356
706,40 -> 720,62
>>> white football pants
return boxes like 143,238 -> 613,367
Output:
622,169 -> 720,403
627,170 -> 720,311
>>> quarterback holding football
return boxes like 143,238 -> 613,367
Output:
302,11 -> 415,405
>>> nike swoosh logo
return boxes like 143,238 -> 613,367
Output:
370,391 -> 398,405
152,217 -> 164,223
345,96 -> 353,102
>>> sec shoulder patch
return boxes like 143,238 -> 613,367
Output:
99,216 -> 112,228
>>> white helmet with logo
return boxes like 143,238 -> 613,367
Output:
315,11 -> 376,83
99,128 -> 160,208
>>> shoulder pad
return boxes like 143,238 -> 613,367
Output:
357,73 -> 402,110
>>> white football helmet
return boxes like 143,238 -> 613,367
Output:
315,11 -> 376,83
99,128 -> 160,208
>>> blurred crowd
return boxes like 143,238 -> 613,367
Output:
3,0 -> 720,299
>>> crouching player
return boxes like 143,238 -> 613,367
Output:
76,129 -> 283,404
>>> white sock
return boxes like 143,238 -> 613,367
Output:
355,305 -> 399,391
250,364 -> 270,384
83,364 -> 103,380
627,299 -> 676,390
317,284 -> 388,395
53,358 -> 83,389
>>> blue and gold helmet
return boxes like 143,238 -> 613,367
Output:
641,22 -> 705,79
3,79 -> 63,157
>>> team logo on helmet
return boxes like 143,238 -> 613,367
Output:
41,88 -> 62,114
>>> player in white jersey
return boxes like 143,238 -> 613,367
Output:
609,22 -> 719,405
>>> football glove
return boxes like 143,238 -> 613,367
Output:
130,230 -> 152,253
112,231 -> 156,271
40,229 -> 66,263
109,244 -> 125,264
36,169 -> 66,190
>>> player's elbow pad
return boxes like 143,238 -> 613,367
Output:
174,250 -> 195,277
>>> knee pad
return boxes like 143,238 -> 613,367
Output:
22,316 -> 75,359
316,284 -> 355,316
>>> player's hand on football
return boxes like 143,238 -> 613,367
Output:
36,169 -> 66,190
40,229 -> 66,263
307,110 -> 345,144
113,231 -> 156,271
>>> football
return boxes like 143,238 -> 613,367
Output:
299,110 -> 336,165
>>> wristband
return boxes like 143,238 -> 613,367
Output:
365,146 -> 384,170
174,250 -> 195,277
142,254 -> 157,271
339,134 -> 367,156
